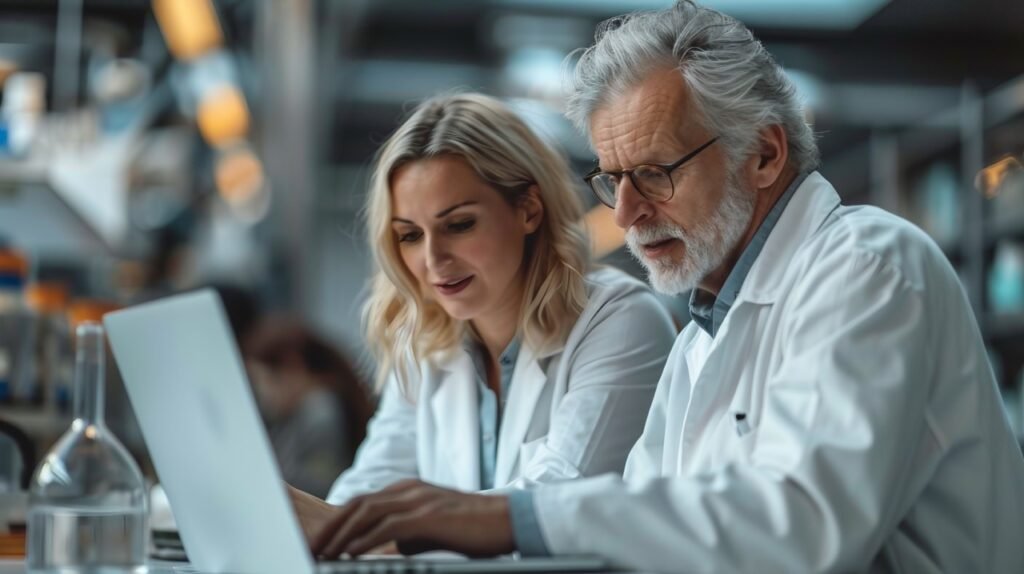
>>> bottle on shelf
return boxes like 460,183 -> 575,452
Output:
25,283 -> 72,414
26,322 -> 148,573
988,241 -> 1024,315
0,249 -> 38,406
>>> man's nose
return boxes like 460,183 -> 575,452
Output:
613,177 -> 654,230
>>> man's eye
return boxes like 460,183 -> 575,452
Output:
448,219 -> 475,233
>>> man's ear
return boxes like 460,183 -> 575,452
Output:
521,185 -> 544,234
749,124 -> 789,190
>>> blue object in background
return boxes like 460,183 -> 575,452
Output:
989,241 -> 1024,314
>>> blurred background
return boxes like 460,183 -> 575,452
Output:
0,0 -> 1023,499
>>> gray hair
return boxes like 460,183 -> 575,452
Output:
566,0 -> 819,173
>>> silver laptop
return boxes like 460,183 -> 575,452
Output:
104,290 -> 609,574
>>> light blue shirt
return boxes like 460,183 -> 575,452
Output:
510,173 -> 810,556
467,338 -> 521,490
468,338 -> 552,554
688,172 -> 809,337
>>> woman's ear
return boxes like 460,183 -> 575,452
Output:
521,185 -> 544,234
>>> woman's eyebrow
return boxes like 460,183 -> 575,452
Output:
434,201 -> 477,218
391,200 -> 479,223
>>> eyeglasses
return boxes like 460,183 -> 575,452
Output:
583,137 -> 719,208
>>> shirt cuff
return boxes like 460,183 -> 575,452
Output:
507,489 -> 551,556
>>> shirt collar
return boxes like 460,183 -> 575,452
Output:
465,336 -> 521,381
689,171 -> 810,337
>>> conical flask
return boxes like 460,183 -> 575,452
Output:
27,322 -> 148,573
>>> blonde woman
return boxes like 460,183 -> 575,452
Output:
292,93 -> 674,538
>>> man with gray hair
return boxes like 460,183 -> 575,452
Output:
303,2 -> 1024,571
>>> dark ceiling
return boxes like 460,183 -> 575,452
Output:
0,0 -> 1021,175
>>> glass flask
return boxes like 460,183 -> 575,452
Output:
27,322 -> 148,573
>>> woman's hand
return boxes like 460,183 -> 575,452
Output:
310,480 -> 516,559
287,484 -> 338,544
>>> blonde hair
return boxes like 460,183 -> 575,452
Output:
363,93 -> 590,393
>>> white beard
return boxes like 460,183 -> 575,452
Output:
625,172 -> 756,295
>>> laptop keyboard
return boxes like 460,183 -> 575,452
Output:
317,558 -> 433,574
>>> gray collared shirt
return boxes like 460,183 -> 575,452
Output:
688,172 -> 810,338
467,337 -> 521,490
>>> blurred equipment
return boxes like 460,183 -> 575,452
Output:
0,420 -> 34,557
0,421 -> 33,493
197,85 -> 249,148
0,420 -> 31,558
26,323 -> 148,573
214,144 -> 270,223
24,283 -> 73,414
913,162 -> 960,247
0,249 -> 38,405
0,72 -> 45,158
988,240 -> 1024,314
152,0 -> 223,61
979,154 -> 1024,234
976,155 -> 1023,199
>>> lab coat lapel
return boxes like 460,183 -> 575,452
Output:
676,172 -> 841,474
430,350 -> 481,491
493,345 -> 548,485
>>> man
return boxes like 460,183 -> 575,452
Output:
295,2 -> 1024,571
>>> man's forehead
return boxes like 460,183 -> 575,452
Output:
588,68 -> 700,165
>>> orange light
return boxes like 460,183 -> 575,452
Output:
0,58 -> 17,87
67,299 -> 119,331
0,249 -> 29,277
152,0 -> 224,61
215,147 -> 265,205
584,205 -> 625,259
25,282 -> 70,313
976,155 -> 1023,198
197,86 -> 250,147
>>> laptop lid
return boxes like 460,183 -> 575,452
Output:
105,289 -> 315,574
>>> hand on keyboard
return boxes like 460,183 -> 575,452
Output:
310,480 -> 515,559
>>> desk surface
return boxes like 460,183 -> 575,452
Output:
0,559 -> 633,574
0,560 -> 198,573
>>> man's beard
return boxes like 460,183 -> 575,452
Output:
625,171 -> 756,295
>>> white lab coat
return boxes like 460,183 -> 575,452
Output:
326,267 -> 676,504
532,173 -> 1024,573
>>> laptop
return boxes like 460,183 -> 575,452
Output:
104,290 -> 609,574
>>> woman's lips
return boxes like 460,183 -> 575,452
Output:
434,276 -> 474,296
642,238 -> 680,258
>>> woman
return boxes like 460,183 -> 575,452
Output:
245,316 -> 375,498
309,93 -> 675,512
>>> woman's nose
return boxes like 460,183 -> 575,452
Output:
425,235 -> 453,270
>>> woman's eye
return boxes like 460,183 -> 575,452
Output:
448,219 -> 475,233
397,230 -> 422,243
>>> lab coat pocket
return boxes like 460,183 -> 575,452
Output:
718,415 -> 758,468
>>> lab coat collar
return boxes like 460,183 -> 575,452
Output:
494,343 -> 549,485
430,341 -> 554,488
429,349 -> 482,491
737,171 -> 840,305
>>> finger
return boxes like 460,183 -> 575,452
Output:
310,500 -> 360,556
312,482 -> 430,556
319,494 -> 423,558
343,508 -> 433,557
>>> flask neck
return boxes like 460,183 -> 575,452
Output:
73,322 -> 105,425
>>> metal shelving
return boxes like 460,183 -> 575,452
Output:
858,74 -> 1024,389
